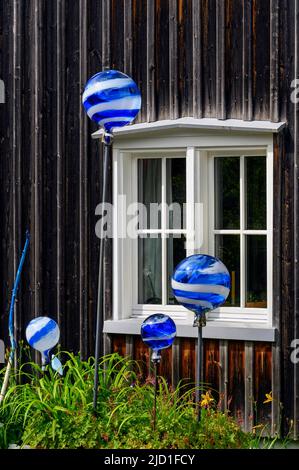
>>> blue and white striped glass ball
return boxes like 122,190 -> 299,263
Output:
171,254 -> 231,317
26,316 -> 60,364
141,314 -> 176,351
82,69 -> 141,132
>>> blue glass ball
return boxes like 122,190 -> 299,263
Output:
82,69 -> 141,132
26,317 -> 60,362
141,314 -> 176,351
171,254 -> 231,316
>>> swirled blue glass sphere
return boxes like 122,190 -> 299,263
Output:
171,254 -> 231,316
26,316 -> 60,363
141,314 -> 176,351
82,69 -> 141,132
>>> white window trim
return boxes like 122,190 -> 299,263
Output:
103,119 -> 282,340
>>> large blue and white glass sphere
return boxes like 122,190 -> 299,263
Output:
82,69 -> 141,132
141,314 -> 176,355
26,317 -> 60,365
171,254 -> 230,319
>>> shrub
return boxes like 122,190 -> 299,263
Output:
0,353 -> 259,449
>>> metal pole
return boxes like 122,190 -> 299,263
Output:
197,325 -> 202,422
194,312 -> 206,422
93,138 -> 111,412
151,349 -> 161,430
153,359 -> 158,431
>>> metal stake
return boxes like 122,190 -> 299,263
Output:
93,135 -> 112,413
152,350 -> 161,431
194,313 -> 206,421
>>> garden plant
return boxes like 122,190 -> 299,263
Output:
0,351 -> 286,449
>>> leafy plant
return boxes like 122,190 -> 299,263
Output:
0,352 -> 284,449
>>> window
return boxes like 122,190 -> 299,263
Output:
136,156 -> 187,306
208,151 -> 271,323
107,119 -> 277,333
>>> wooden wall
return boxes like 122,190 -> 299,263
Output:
0,0 -> 298,437
111,335 -> 272,432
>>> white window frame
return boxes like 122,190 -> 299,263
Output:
132,153 -> 189,309
97,118 -> 284,339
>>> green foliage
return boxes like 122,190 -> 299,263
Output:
0,353 -> 272,449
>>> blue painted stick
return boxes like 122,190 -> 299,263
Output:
8,230 -> 30,357
0,231 -> 30,403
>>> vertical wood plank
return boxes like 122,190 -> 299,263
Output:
11,0 -> 23,352
270,0 -> 279,122
126,334 -> 134,357
112,334 -> 126,356
245,341 -> 254,432
192,0 -> 202,118
254,343 -> 272,428
31,0 -> 43,326
216,0 -> 226,119
79,0 -> 88,358
160,346 -> 172,385
169,0 -> 178,119
55,0 -> 66,345
228,341 -> 245,428
134,336 -> 150,381
204,339 -> 220,398
180,337 -> 196,385
102,0 -> 111,69
219,340 -> 228,411
155,0 -> 169,120
293,0 -> 299,440
252,0 -> 271,119
172,338 -> 180,388
147,0 -> 156,122
201,0 -> 216,116
225,0 -> 243,119
124,0 -> 133,76
243,0 -> 253,120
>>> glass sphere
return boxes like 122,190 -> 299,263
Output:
171,254 -> 231,316
26,317 -> 60,357
82,69 -> 141,132
141,314 -> 176,351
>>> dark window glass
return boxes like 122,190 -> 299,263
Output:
138,236 -> 162,304
138,159 -> 162,229
215,235 -> 240,307
166,158 -> 186,229
167,235 -> 186,304
246,235 -> 267,307
215,157 -> 240,229
245,156 -> 266,230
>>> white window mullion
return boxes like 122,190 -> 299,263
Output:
240,156 -> 246,308
186,147 -> 195,256
161,157 -> 167,305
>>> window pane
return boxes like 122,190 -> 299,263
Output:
138,236 -> 162,304
215,235 -> 240,306
166,158 -> 186,229
167,235 -> 186,304
138,159 -> 162,229
245,156 -> 266,230
214,157 -> 240,230
246,235 -> 267,307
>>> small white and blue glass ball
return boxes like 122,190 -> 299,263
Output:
82,69 -> 141,134
26,317 -> 63,375
171,254 -> 231,325
140,314 -> 176,361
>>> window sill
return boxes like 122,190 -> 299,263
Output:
103,319 -> 276,342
